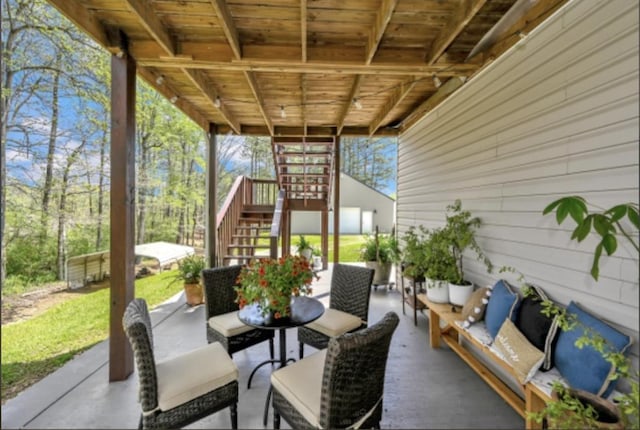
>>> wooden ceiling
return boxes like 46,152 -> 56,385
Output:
47,0 -> 566,137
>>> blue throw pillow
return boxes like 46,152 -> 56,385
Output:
484,280 -> 521,339
554,302 -> 632,398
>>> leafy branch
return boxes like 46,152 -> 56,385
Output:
543,196 -> 639,280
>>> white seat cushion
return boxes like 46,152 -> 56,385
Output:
271,349 -> 326,428
156,342 -> 238,411
208,310 -> 254,337
304,308 -> 363,337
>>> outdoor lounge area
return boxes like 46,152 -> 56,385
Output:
2,0 -> 638,428
2,264 -> 525,429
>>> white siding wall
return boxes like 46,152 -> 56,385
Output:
398,0 -> 639,371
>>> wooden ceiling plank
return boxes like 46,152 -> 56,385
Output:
369,79 -> 417,136
400,76 -> 465,132
244,71 -> 274,135
337,75 -> 362,135
183,69 -> 241,134
366,0 -> 399,65
426,0 -> 487,65
209,0 -> 242,59
301,74 -> 307,135
301,0 -> 307,62
124,0 -> 175,56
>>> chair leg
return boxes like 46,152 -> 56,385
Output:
230,403 -> 238,429
274,409 -> 281,429
269,337 -> 274,360
299,341 -> 304,359
138,414 -> 143,430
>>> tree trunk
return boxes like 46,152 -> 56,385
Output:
95,130 -> 107,251
42,59 -> 62,238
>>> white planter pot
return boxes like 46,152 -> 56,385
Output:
449,282 -> 474,307
300,249 -> 312,260
365,261 -> 392,285
312,255 -> 322,270
426,279 -> 449,304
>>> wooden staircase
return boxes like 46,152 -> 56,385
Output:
223,205 -> 274,265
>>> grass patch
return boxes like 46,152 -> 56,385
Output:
1,271 -> 183,402
256,234 -> 367,262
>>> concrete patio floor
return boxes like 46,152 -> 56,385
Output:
2,264 -> 522,429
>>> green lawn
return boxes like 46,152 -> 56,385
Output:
1,271 -> 183,401
299,234 -> 366,262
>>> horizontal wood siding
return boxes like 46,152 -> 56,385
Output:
398,0 -> 639,373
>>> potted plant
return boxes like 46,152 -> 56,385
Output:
359,227 -> 399,287
423,227 -> 456,304
295,235 -> 314,260
399,225 -> 430,281
173,254 -> 206,306
311,247 -> 323,271
442,200 -> 493,306
235,255 -> 314,319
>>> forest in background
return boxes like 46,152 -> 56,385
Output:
1,0 -> 397,291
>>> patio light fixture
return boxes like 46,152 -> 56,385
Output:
432,74 -> 442,89
156,75 -> 164,85
170,95 -> 179,104
280,105 -> 286,118
353,98 -> 363,110
214,96 -> 221,108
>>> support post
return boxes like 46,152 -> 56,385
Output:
206,124 -> 218,267
321,209 -> 329,269
109,49 -> 136,382
333,136 -> 340,263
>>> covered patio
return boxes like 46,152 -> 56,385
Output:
1,264 -> 522,429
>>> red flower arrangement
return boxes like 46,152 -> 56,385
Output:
235,254 -> 315,318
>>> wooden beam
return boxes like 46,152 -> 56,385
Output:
426,0 -> 487,65
337,75 -> 362,135
366,0 -> 398,64
400,76 -> 466,132
124,0 -> 175,56
137,68 -> 209,131
244,71 -> 274,135
369,79 -> 416,136
109,51 -> 136,382
301,0 -> 307,62
136,55 -> 479,77
210,0 -> 242,59
183,69 -> 240,134
46,0 -> 109,48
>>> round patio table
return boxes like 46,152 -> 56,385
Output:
238,295 -> 325,426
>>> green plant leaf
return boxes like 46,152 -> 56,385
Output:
602,234 -> 617,256
571,216 -> 592,242
543,198 -> 563,215
568,199 -> 586,224
591,243 -> 603,281
556,202 -> 570,224
593,214 -> 613,236
628,205 -> 640,229
606,205 -> 628,222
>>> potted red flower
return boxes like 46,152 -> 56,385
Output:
235,254 -> 314,318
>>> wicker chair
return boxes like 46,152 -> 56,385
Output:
298,263 -> 374,358
271,311 -> 399,429
123,298 -> 239,429
202,265 -> 274,358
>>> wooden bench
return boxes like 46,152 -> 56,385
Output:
417,294 -> 551,429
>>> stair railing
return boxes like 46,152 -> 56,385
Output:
216,176 -> 279,266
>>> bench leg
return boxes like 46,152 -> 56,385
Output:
525,386 -> 546,430
428,308 -> 441,348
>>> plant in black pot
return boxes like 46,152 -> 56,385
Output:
442,199 -> 493,306
360,227 -> 399,288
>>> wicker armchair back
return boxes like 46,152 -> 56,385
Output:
202,265 -> 275,357
329,264 -> 375,322
273,311 -> 399,429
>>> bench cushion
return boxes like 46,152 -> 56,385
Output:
515,285 -> 559,371
156,342 -> 238,411
484,280 -> 521,339
554,301 -> 632,397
